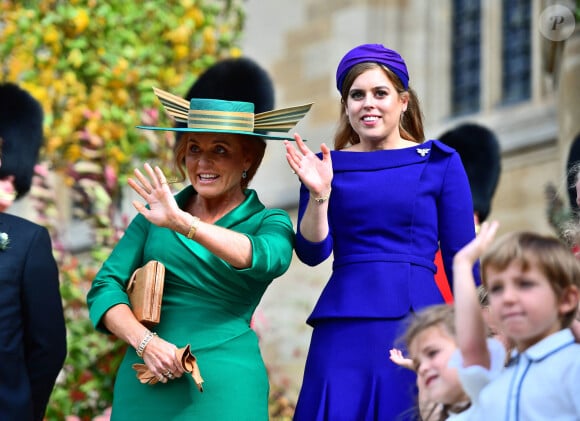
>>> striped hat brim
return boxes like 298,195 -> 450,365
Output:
134,125 -> 302,141
137,87 -> 312,141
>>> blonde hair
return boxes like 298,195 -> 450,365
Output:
334,62 -> 425,150
403,304 -> 455,352
482,231 -> 580,327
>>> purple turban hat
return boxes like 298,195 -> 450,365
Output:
335,43 -> 409,92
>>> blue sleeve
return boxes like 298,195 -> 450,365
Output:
294,182 -> 333,266
437,151 -> 481,289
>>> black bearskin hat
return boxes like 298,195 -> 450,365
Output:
566,132 -> 580,211
175,57 -> 275,141
439,123 -> 501,222
184,57 -> 274,112
0,83 -> 44,199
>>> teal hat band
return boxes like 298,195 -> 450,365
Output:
188,99 -> 255,132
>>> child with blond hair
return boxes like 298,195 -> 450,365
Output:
453,221 -> 580,419
390,303 -> 506,420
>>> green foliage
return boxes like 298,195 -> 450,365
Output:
0,0 -> 245,176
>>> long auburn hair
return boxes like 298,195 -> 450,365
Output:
334,62 -> 425,151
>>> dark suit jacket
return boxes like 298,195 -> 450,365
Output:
0,213 -> 67,421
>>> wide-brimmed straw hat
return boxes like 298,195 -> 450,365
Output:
137,87 -> 313,141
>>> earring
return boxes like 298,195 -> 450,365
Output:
242,170 -> 248,179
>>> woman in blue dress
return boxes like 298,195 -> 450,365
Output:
284,43 -> 479,420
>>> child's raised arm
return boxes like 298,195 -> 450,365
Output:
453,221 -> 499,369
389,348 -> 415,371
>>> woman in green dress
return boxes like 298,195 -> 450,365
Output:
87,87 -> 311,420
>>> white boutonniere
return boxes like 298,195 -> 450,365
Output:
0,232 -> 9,251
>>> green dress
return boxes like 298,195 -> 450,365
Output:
87,187 -> 294,420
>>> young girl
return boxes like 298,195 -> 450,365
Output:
453,221 -> 580,420
390,303 -> 506,420
401,304 -> 469,420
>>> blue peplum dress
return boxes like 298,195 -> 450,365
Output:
293,140 -> 479,421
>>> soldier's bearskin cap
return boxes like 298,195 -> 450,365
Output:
439,123 -> 501,222
174,57 -> 275,144
0,83 -> 44,199
566,133 -> 580,211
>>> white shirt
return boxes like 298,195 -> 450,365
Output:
454,329 -> 580,421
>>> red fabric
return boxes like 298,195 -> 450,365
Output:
434,249 -> 454,303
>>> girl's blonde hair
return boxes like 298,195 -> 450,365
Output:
482,231 -> 580,327
403,304 -> 455,352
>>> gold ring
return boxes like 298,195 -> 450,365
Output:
163,370 -> 172,377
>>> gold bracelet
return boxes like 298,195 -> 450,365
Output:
310,188 -> 331,204
187,216 -> 201,239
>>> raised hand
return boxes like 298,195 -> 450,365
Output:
127,163 -> 181,228
453,220 -> 500,369
389,348 -> 415,371
284,133 -> 333,196
453,220 -> 500,268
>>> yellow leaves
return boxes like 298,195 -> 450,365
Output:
87,86 -> 105,109
125,69 -> 140,86
187,8 -> 205,29
51,79 -> 68,99
174,45 -> 189,61
1,18 -> 17,37
72,9 -> 90,35
65,144 -> 83,162
202,26 -> 216,54
63,71 -> 79,85
43,25 -> 60,44
110,146 -> 126,162
112,89 -> 130,107
39,68 -> 55,86
47,136 -> 64,155
67,49 -> 84,68
165,25 -> 191,45
158,67 -> 179,86
111,58 -> 129,76
108,79 -> 125,90
230,47 -> 242,58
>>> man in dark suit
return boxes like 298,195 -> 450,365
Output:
0,83 -> 67,421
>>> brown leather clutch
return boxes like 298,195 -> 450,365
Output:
127,260 -> 165,328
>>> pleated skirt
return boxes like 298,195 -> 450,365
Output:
293,318 -> 419,421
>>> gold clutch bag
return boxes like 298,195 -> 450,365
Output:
126,260 -> 165,328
